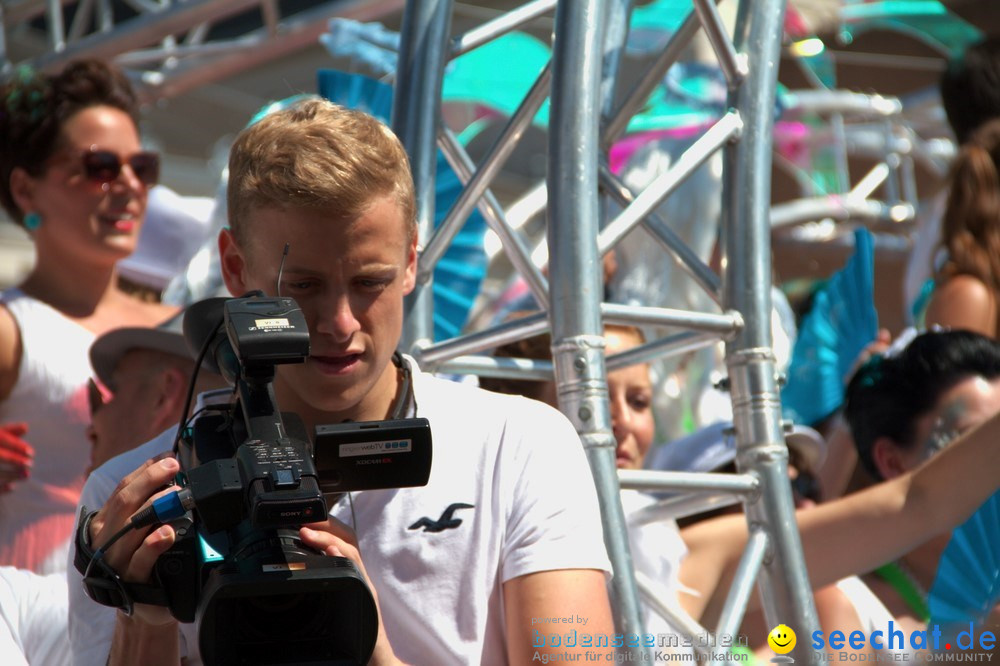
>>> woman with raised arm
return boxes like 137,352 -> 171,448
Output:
840,330 -> 1000,641
681,333 -> 1000,642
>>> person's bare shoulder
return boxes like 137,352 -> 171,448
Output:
925,275 -> 998,337
0,304 -> 21,401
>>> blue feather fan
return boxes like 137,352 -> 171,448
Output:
782,227 -> 879,426
930,491 -> 1000,633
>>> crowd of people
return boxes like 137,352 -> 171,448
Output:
0,27 -> 998,666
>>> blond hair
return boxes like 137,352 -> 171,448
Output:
226,98 -> 416,246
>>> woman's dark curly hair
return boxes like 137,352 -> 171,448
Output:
0,59 -> 140,224
844,329 -> 1000,480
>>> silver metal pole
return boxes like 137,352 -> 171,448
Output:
3,0 -> 59,25
601,302 -> 741,337
635,571 -> 713,659
618,470 -> 758,495
415,310 -> 550,366
722,0 -> 820,659
769,197 -> 913,228
394,0 -> 453,351
436,128 -> 550,308
449,0 -> 557,58
831,111 -> 851,194
608,330 -> 721,369
598,165 -> 722,302
97,0 -> 113,33
603,1 -> 722,146
418,61 -> 552,284
692,0 -> 747,89
31,0 -> 262,70
67,0 -> 95,43
714,530 -> 769,640
137,0 -> 403,102
44,0 -> 65,52
597,111 -> 743,256
882,118 -> 902,204
0,3 -> 9,77
598,0 -> 632,123
436,355 -> 554,381
548,0 -> 644,650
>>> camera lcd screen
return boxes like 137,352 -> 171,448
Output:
313,418 -> 432,494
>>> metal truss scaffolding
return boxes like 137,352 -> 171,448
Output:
394,0 -> 821,662
1,0 -> 823,660
0,0 -> 403,102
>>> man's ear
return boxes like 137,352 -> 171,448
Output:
871,437 -> 909,480
402,231 -> 418,295
219,228 -> 248,297
151,365 -> 190,435
9,168 -> 35,216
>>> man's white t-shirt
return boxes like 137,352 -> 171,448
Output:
68,363 -> 611,665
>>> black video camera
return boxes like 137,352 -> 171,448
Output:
79,294 -> 432,666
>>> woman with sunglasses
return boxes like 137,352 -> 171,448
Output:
0,59 -> 176,573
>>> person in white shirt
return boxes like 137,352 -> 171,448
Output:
70,98 -> 615,666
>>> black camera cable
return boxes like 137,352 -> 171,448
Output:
172,316 -> 226,457
81,306 -> 234,590
78,307 -> 236,613
76,483 -> 196,615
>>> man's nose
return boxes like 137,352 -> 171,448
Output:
315,293 -> 361,342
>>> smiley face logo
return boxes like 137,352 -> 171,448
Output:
768,624 -> 796,655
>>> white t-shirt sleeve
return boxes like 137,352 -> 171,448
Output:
498,400 -> 612,582
67,431 -> 175,666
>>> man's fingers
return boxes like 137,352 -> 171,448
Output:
90,457 -> 181,571
102,458 -> 179,528
114,456 -> 179,497
301,515 -> 357,543
300,526 -> 343,554
119,526 -> 183,628
124,525 -> 175,583
300,526 -> 360,560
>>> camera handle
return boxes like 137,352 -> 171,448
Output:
74,489 -> 194,616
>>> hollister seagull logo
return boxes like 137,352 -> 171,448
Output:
408,503 -> 474,532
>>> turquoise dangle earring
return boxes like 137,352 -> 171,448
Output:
23,212 -> 41,231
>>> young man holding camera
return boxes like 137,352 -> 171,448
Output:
68,99 -> 614,665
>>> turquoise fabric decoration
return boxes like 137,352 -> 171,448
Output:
782,227 -> 879,426
930,490 -> 1000,635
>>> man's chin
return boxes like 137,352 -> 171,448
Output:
281,377 -> 371,421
